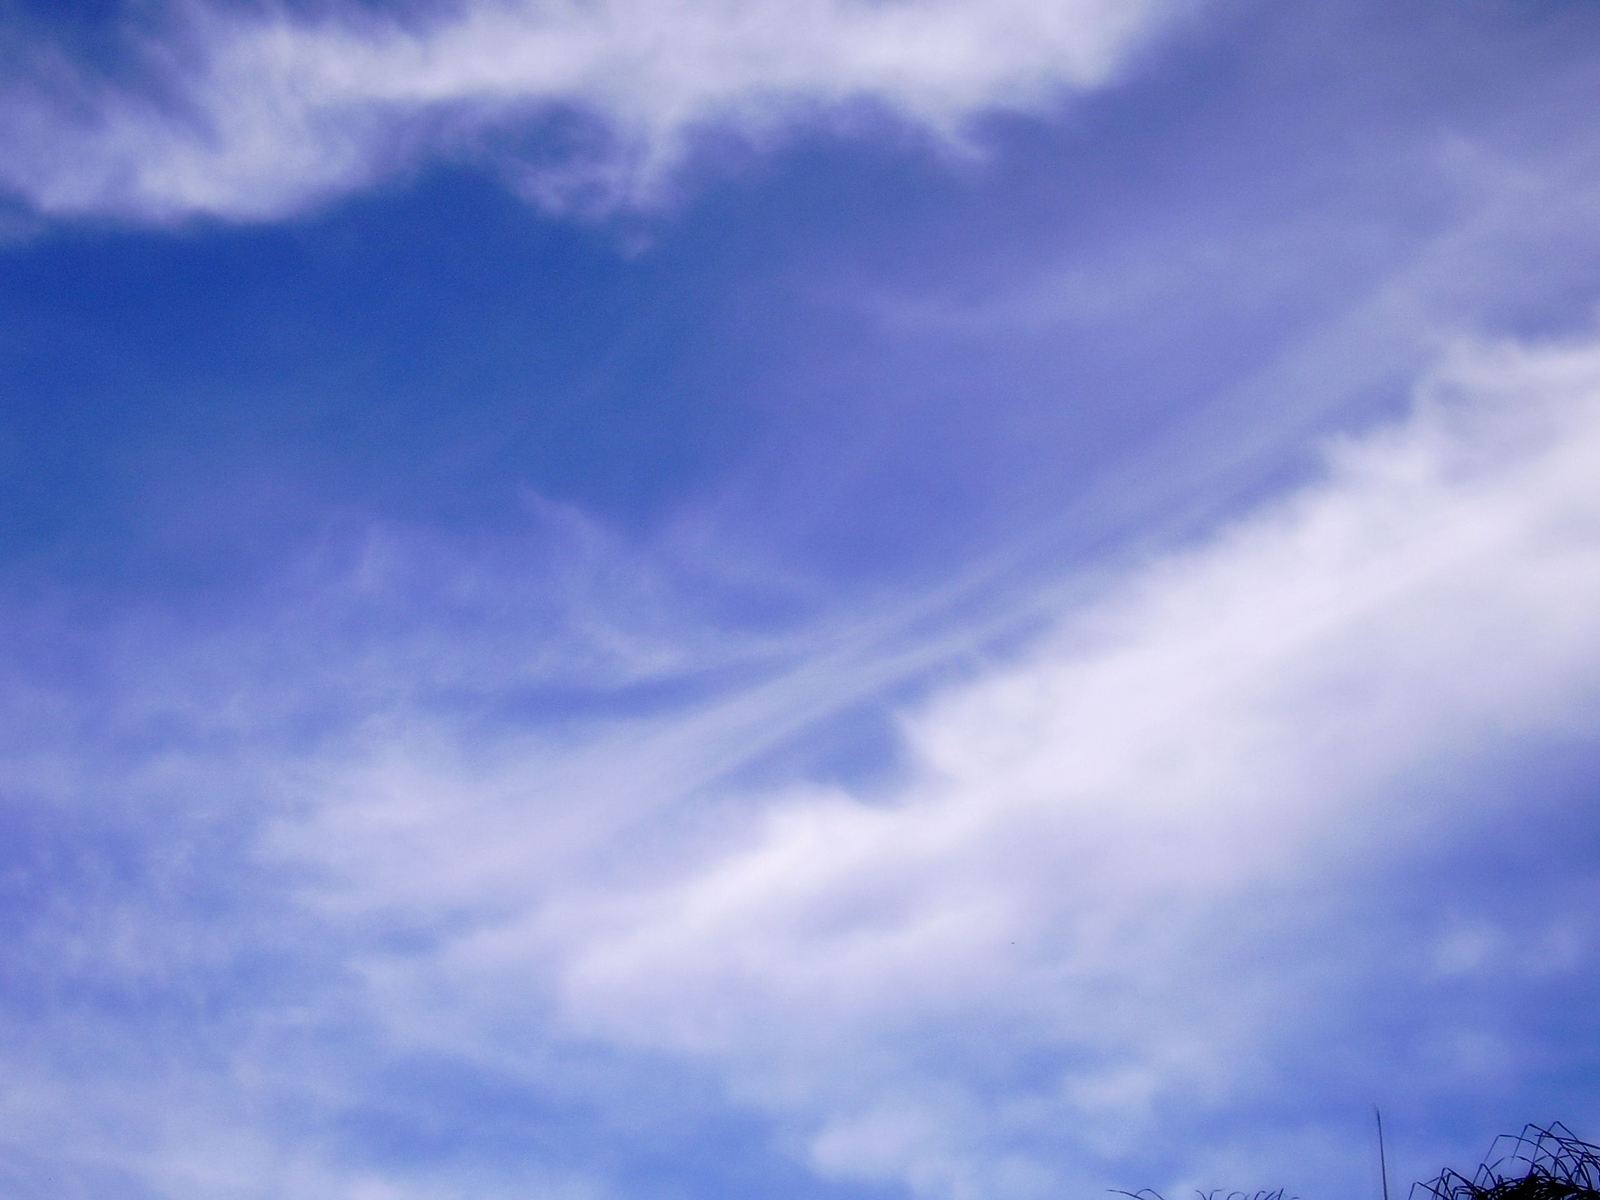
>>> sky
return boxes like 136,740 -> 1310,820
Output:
2,1 -> 1600,1198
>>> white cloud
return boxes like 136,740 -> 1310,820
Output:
512,332 -> 1600,1196
0,0 -> 1188,223
7,331 -> 1600,1198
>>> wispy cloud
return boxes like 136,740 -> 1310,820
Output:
5,328 -> 1600,1198
0,0 -> 1188,223
487,332 -> 1600,1197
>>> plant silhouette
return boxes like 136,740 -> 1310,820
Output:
1412,1123 -> 1600,1200
1116,1122 -> 1600,1200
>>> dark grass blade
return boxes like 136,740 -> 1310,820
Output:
1112,1190 -> 1292,1200
1410,1124 -> 1600,1200
1114,1122 -> 1600,1200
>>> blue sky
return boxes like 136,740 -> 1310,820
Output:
3,1 -> 1600,1197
